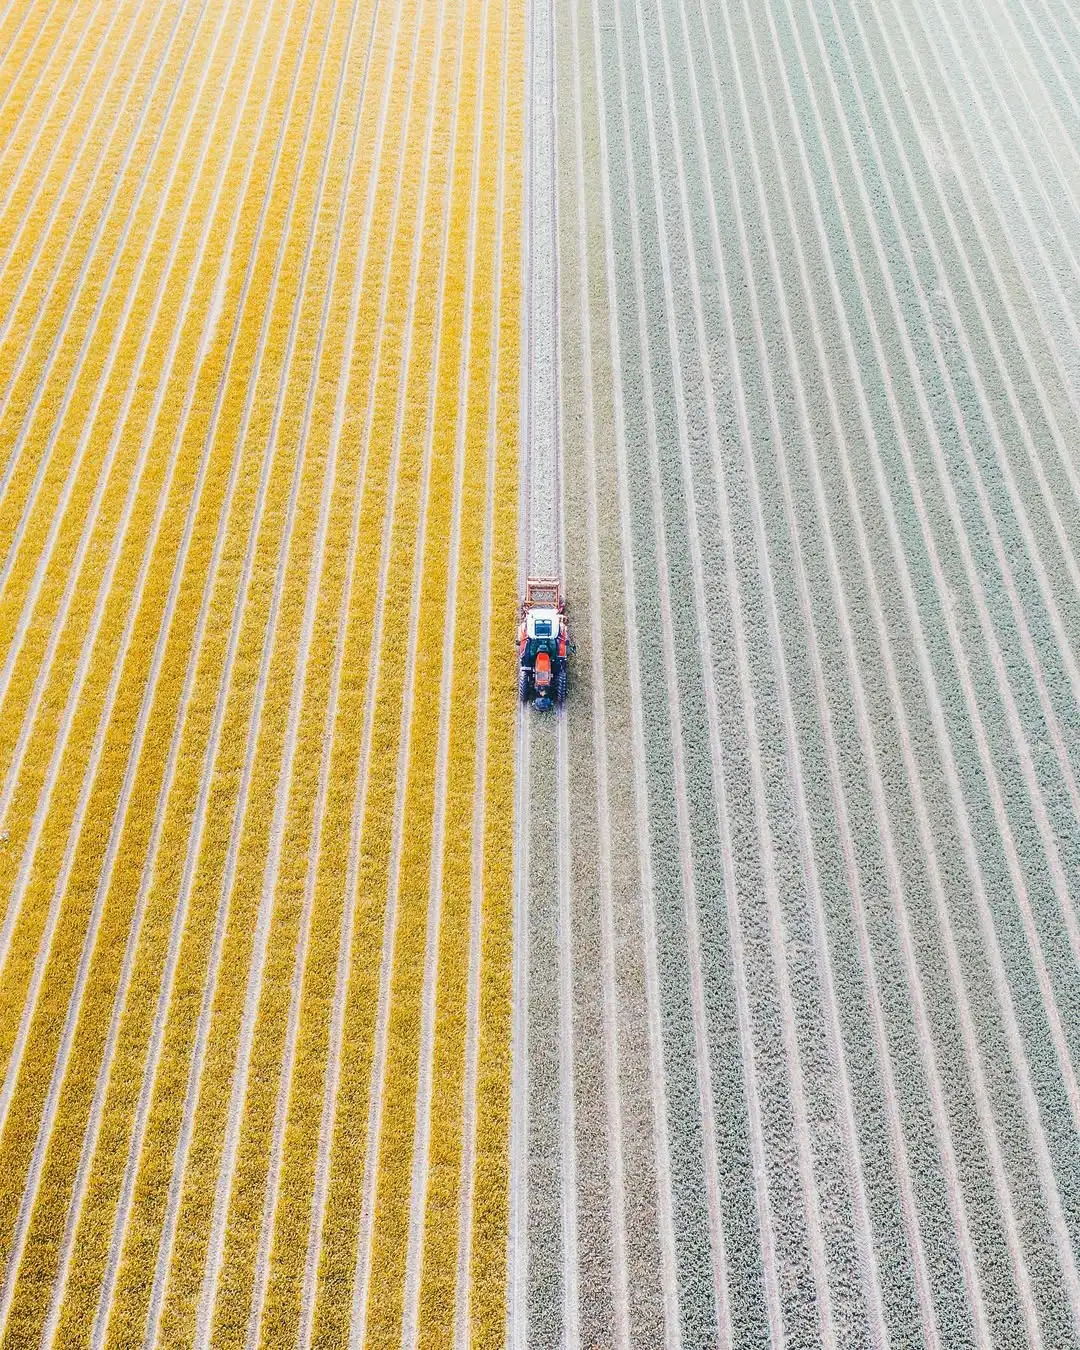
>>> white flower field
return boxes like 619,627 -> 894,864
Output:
514,0 -> 1080,1340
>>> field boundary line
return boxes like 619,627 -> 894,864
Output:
38,0 -> 305,1330
191,0 -> 376,1336
0,0 -> 287,1324
586,0 -> 681,1334
82,0 -> 328,1332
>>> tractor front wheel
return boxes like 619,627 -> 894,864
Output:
555,668 -> 567,705
519,668 -> 531,702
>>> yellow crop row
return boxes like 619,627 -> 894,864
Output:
0,0 -> 252,1114
356,0 -> 469,1333
47,1 -> 321,1337
0,0 -> 213,656
0,0 -> 193,527
305,0 -> 450,1339
96,1 -> 351,1339
469,7 -> 523,1328
148,4 -> 372,1340
0,0 -> 295,1333
0,0 -> 258,930
0,0 -> 168,396
407,0 -> 501,1338
0,0 -> 46,90
414,0 -> 513,1338
251,0 -> 429,1334
0,0 -> 94,155
202,5 -> 382,1342
0,0 -> 523,1333
0,0 -> 100,176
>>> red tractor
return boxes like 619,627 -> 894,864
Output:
518,576 -> 570,710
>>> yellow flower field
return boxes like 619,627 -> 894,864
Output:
0,0 -> 520,1339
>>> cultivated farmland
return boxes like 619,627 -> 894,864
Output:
514,0 -> 1080,1341
0,0 -> 519,1340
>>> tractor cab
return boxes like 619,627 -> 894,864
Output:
518,577 -> 570,709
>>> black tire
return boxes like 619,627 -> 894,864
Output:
519,668 -> 530,702
555,667 -> 567,705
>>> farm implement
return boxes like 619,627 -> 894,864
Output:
518,576 -> 570,709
